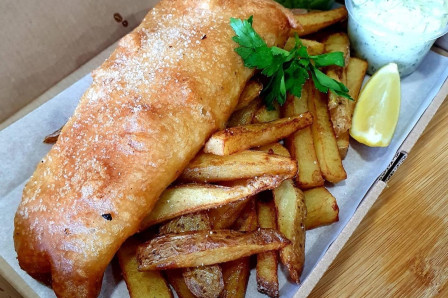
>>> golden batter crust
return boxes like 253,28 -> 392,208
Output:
14,0 -> 294,296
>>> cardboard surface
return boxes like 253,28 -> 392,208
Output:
0,0 -> 151,123
1,1 -> 448,297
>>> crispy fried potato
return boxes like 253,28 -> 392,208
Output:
291,6 -> 348,36
258,142 -> 290,158
221,259 -> 250,298
336,131 -> 350,159
256,199 -> 279,298
307,87 -> 347,183
179,150 -> 297,183
204,113 -> 313,155
227,98 -> 260,127
347,57 -> 368,117
273,179 -> 306,283
323,33 -> 351,137
183,266 -> 224,298
235,81 -> 263,111
159,212 -> 211,235
140,175 -> 290,229
284,38 -> 325,55
137,229 -> 289,270
117,237 -> 173,298
159,213 -> 224,298
221,200 -> 257,298
337,57 -> 368,158
165,270 -> 196,298
43,126 -> 63,144
304,187 -> 339,230
208,197 -> 251,229
283,86 -> 324,189
253,103 -> 280,123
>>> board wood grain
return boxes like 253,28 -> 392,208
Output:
310,98 -> 448,297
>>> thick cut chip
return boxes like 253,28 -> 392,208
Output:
227,98 -> 260,127
137,229 -> 289,270
291,7 -> 348,36
117,237 -> 173,298
204,113 -> 313,155
235,81 -> 263,111
273,179 -> 306,283
304,187 -> 339,230
140,175 -> 291,229
180,150 -> 297,183
283,85 -> 324,189
307,87 -> 347,183
256,199 -> 279,298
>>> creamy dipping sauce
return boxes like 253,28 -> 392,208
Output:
346,0 -> 448,76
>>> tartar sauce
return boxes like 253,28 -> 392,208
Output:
346,0 -> 448,76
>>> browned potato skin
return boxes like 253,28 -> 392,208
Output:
256,199 -> 279,298
165,270 -> 196,298
208,197 -> 251,229
283,85 -> 324,189
204,113 -> 313,155
159,213 -> 224,298
117,237 -> 173,298
284,38 -> 325,55
221,200 -> 258,298
304,187 -> 339,230
227,98 -> 261,127
273,179 -> 307,283
323,33 -> 351,138
235,81 -> 263,111
137,228 -> 289,270
307,86 -> 347,183
179,150 -> 297,183
291,6 -> 348,36
253,103 -> 280,124
140,174 -> 289,229
336,57 -> 368,159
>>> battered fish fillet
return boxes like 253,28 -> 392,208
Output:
13,0 -> 294,297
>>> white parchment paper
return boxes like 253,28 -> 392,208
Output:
1,50 -> 447,297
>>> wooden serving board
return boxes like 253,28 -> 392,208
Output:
310,97 -> 448,297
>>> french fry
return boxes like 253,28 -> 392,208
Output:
308,86 -> 347,183
208,197 -> 251,229
179,150 -> 297,183
117,237 -> 173,298
283,85 -> 324,189
159,212 -> 211,235
258,142 -> 290,157
221,200 -> 257,298
304,187 -> 339,230
347,57 -> 368,116
336,57 -> 368,158
273,179 -> 306,283
284,38 -> 325,55
256,199 -> 279,298
323,33 -> 351,138
227,98 -> 260,127
253,103 -> 280,123
140,175 -> 290,229
165,270 -> 196,298
235,81 -> 263,111
291,6 -> 348,36
137,229 -> 289,270
204,113 -> 313,155
159,213 -> 224,298
336,131 -> 350,159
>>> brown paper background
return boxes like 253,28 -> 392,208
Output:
0,0 -> 151,123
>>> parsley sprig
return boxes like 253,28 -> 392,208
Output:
230,16 -> 352,109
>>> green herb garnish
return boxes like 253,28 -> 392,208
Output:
230,16 -> 352,109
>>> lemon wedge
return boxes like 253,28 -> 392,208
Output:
350,63 -> 401,147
